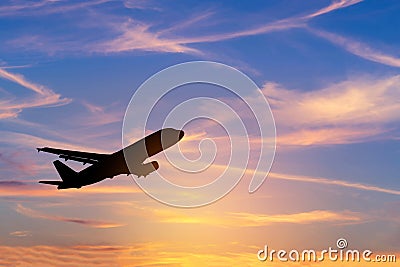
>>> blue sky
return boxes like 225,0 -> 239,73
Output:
0,0 -> 399,266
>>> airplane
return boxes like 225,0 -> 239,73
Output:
38,128 -> 184,189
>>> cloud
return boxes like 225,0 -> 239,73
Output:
305,0 -> 363,19
96,0 -> 365,54
0,0 -> 112,17
0,68 -> 70,119
123,0 -> 161,10
80,101 -> 123,126
310,28 -> 400,68
175,74 -> 400,150
0,244 -> 397,267
276,127 -> 384,146
6,0 -> 362,56
227,210 -> 361,226
208,163 -> 400,196
0,131 -> 106,153
137,206 -> 362,227
268,172 -> 400,196
0,180 -> 25,187
95,0 -> 359,54
0,244 -> 259,267
184,0 -> 362,44
93,21 -> 201,54
15,204 -> 125,228
0,180 -> 141,198
0,0 -> 53,16
263,75 -> 400,145
0,151 -> 43,175
9,230 -> 31,237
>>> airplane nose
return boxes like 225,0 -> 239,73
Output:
179,130 -> 185,140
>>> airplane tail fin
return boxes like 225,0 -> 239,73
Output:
53,160 -> 77,182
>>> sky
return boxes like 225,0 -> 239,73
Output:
0,0 -> 399,266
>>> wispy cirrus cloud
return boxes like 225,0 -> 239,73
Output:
305,0 -> 363,19
136,206 -> 362,227
0,0 -> 112,17
196,162 -> 400,195
80,101 -> 124,126
0,130 -> 106,153
0,68 -> 70,119
15,204 -> 125,228
206,163 -> 400,196
268,172 -> 400,196
9,230 -> 31,237
0,151 -> 43,175
263,75 -> 400,146
7,0 -> 395,71
183,0 -> 363,44
94,0 -> 362,54
275,127 -> 384,146
0,0 -> 53,16
93,21 -> 201,54
227,210 -> 362,226
177,74 -> 400,148
6,0 -> 363,55
309,28 -> 400,68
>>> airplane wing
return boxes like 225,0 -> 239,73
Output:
37,147 -> 109,164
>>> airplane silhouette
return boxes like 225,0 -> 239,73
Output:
38,128 -> 184,189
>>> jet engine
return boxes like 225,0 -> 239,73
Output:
134,161 -> 159,177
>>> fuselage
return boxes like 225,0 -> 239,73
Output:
54,128 -> 184,189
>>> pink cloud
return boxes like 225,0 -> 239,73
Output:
263,75 -> 400,146
310,28 -> 400,68
0,68 -> 70,119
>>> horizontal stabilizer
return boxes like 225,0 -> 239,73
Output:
39,181 -> 62,186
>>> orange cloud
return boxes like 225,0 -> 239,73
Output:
0,180 -> 141,198
277,127 -> 384,146
263,75 -> 400,145
228,210 -> 362,226
15,204 -> 125,228
131,205 -> 362,227
173,74 -> 400,149
0,244 -> 397,267
266,76 -> 400,127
